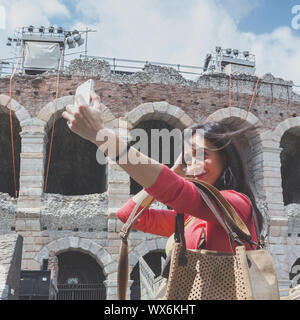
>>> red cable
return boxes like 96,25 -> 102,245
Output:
44,49 -> 64,193
245,77 -> 260,120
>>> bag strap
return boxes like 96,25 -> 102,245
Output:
174,179 -> 259,266
117,194 -> 154,300
186,178 -> 253,243
118,178 -> 256,298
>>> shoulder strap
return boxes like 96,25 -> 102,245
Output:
118,194 -> 154,300
186,178 -> 253,244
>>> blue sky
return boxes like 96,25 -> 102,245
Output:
238,0 -> 297,34
50,0 -> 300,35
0,0 -> 300,85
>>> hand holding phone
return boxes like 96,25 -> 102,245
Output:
75,79 -> 94,107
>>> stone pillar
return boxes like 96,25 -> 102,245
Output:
259,131 -> 289,285
47,250 -> 59,285
16,120 -> 47,270
106,119 -> 131,219
103,279 -> 133,300
106,119 -> 131,266
260,131 -> 285,217
47,250 -> 59,300
107,159 -> 131,218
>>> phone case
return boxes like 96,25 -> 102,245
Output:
75,79 -> 94,107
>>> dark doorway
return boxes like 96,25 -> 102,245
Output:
130,250 -> 166,300
44,118 -> 107,195
281,129 -> 300,205
57,250 -> 106,300
0,112 -> 21,197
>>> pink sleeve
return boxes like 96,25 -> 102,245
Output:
116,197 -> 178,237
145,165 -> 252,225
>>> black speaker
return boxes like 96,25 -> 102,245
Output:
19,270 -> 51,300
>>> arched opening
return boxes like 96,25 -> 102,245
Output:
290,258 -> 300,288
44,117 -> 107,195
130,119 -> 181,195
130,250 -> 166,300
280,128 -> 300,205
0,111 -> 21,197
57,250 -> 106,300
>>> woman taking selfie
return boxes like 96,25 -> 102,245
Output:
62,92 -> 263,254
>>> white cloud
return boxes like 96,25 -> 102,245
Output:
71,0 -> 300,84
1,0 -> 300,86
0,0 -> 69,31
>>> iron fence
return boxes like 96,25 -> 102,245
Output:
79,55 -> 204,77
57,283 -> 106,300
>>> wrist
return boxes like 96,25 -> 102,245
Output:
94,128 -> 117,154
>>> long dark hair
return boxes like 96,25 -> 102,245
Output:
186,121 -> 264,235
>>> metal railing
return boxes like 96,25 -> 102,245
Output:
79,54 -> 204,76
1,53 -> 300,95
57,283 -> 106,300
139,256 -> 156,299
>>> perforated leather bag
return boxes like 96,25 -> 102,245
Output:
118,178 -> 280,300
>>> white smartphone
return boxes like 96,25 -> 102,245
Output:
75,79 -> 94,107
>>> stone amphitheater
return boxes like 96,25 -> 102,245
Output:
0,58 -> 300,300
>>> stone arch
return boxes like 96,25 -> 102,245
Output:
38,96 -> 114,195
0,94 -> 31,126
129,237 -> 167,299
37,96 -> 116,132
206,107 -> 263,198
273,117 -> 300,145
274,117 -> 300,206
34,237 -> 113,277
206,106 -> 260,126
0,95 -> 27,197
129,237 -> 167,267
126,101 -> 194,130
278,242 -> 300,281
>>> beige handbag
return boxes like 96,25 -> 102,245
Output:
118,178 -> 280,300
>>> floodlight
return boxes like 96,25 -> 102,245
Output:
8,37 -> 12,42
73,33 -> 84,46
66,36 -> 76,49
233,49 -> 239,56
243,51 -> 249,58
215,46 -> 222,54
49,26 -> 54,33
28,25 -> 34,32
57,27 -> 64,34
226,48 -> 232,55
6,41 -> 12,46
39,26 -> 45,33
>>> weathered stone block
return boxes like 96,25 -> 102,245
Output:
79,238 -> 91,251
69,236 -> 79,249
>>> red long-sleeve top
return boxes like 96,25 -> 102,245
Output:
117,165 -> 258,252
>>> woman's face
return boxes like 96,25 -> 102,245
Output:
184,135 -> 226,186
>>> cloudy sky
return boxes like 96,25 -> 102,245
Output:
0,0 -> 300,86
